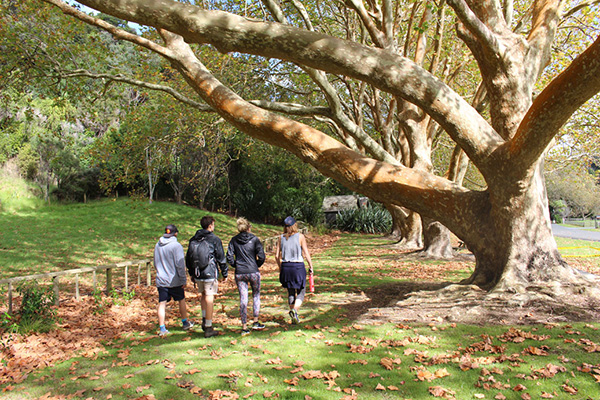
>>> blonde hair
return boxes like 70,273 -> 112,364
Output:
283,223 -> 298,238
237,217 -> 251,233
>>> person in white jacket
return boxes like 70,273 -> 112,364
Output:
154,224 -> 194,336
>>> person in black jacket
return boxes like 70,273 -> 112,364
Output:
227,217 -> 266,336
186,215 -> 228,338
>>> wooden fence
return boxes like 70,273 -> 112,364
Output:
0,259 -> 152,315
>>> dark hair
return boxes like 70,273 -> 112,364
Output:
201,215 -> 215,229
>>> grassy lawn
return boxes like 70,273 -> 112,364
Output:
555,237 -> 600,273
0,198 -> 280,278
1,201 -> 600,399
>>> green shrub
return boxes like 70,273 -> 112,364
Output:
16,143 -> 39,181
15,281 -> 57,333
332,204 -> 391,234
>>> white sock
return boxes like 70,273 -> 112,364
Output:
205,319 -> 212,327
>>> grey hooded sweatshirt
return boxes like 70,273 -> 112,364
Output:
154,236 -> 187,288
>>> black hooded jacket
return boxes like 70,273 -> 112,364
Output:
186,229 -> 228,280
226,232 -> 266,275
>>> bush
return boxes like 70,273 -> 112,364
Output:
15,282 -> 57,333
332,204 -> 391,234
16,143 -> 39,180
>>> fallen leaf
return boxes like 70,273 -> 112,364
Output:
561,383 -> 578,394
136,384 -> 151,393
428,386 -> 456,399
302,370 -> 324,380
186,368 -> 202,375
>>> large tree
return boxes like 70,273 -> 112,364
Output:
40,0 -> 600,297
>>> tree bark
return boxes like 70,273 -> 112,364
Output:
384,203 -> 423,250
383,203 -> 404,240
422,217 -> 454,259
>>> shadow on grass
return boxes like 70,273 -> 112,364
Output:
342,281 -> 453,321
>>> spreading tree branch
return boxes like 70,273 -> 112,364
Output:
57,0 -> 502,172
508,34 -> 600,168
446,0 -> 502,55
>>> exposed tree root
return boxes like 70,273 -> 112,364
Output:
344,280 -> 600,326
385,238 -> 422,252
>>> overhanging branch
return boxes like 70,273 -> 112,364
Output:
508,34 -> 600,167
61,0 -> 503,173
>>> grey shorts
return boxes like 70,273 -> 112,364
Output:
196,279 -> 219,295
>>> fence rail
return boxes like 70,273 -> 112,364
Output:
0,259 -> 153,315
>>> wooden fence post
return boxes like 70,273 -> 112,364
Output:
106,268 -> 113,294
75,273 -> 80,300
125,265 -> 129,292
53,276 -> 60,306
8,282 -> 13,315
146,261 -> 152,286
137,264 -> 141,285
93,271 -> 97,292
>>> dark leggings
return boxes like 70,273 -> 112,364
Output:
235,272 -> 261,325
287,287 -> 306,306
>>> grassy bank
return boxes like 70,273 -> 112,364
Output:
0,198 -> 280,279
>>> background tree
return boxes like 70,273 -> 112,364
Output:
546,165 -> 600,220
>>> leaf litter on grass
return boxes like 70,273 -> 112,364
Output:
2,232 -> 600,399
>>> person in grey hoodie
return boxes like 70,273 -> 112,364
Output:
154,224 -> 194,336
227,217 -> 266,336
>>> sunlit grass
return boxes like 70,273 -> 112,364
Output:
0,174 -> 44,213
0,197 -> 280,279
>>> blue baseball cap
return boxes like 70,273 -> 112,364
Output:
283,216 -> 296,227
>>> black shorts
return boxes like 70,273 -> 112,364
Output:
157,286 -> 185,302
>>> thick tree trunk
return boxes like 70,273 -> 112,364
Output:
462,163 -> 596,293
384,204 -> 422,251
383,203 -> 404,240
421,217 -> 453,259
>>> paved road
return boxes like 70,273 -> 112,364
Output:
552,223 -> 600,242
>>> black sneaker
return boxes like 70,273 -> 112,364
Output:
241,329 -> 251,336
289,310 -> 299,325
252,322 -> 265,330
182,320 -> 195,331
204,326 -> 218,338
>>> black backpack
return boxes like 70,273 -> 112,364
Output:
187,237 -> 211,280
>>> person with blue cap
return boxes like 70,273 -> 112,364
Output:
275,216 -> 314,324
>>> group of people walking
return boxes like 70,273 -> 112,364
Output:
153,215 -> 313,338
